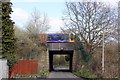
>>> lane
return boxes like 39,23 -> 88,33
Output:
48,72 -> 79,78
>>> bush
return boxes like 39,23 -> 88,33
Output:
15,69 -> 49,78
38,68 -> 49,78
74,65 -> 97,78
65,55 -> 70,61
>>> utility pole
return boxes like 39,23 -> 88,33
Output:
102,28 -> 105,74
118,1 -> 120,78
91,29 -> 105,73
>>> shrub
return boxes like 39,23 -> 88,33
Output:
74,65 -> 97,78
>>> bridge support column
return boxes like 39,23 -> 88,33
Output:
72,50 -> 81,72
38,50 -> 49,72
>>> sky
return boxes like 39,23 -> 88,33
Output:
10,0 -> 119,33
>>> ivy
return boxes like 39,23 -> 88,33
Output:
79,42 -> 91,63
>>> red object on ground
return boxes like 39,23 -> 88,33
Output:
10,70 -> 14,78
13,60 -> 38,75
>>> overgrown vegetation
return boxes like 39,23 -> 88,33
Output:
78,42 -> 91,63
15,27 -> 42,60
15,69 -> 49,78
38,68 -> 49,78
14,8 -> 49,60
74,65 -> 97,78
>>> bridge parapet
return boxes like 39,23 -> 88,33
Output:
47,43 -> 74,51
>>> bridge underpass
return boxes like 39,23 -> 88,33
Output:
48,49 -> 79,78
39,33 -> 79,78
49,50 -> 73,72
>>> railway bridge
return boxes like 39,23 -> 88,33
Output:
39,32 -> 80,72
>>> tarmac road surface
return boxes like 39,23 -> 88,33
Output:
48,72 -> 79,78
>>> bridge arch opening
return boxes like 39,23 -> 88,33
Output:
49,51 -> 73,72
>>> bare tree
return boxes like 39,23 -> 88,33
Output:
25,8 -> 49,44
62,2 -> 117,54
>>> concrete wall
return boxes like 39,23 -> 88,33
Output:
0,59 -> 8,80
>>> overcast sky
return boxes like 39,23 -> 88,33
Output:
11,0 -> 119,33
